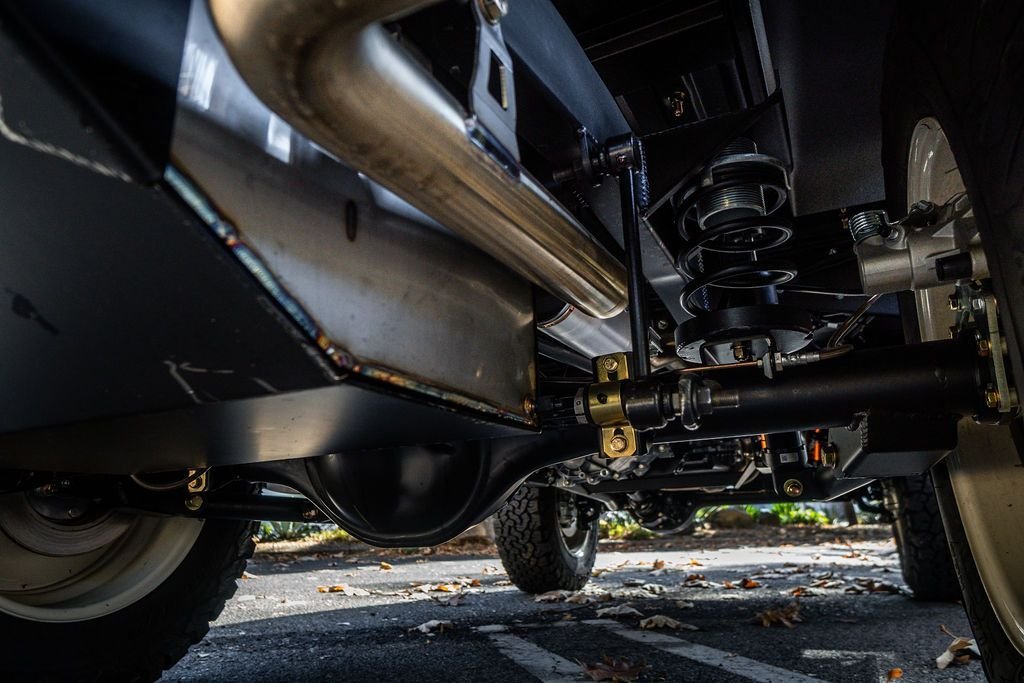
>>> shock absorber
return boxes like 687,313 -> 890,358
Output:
673,138 -> 813,364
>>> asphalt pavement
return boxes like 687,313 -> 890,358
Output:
161,527 -> 984,682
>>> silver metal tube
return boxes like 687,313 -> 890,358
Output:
537,304 -> 631,360
208,0 -> 627,319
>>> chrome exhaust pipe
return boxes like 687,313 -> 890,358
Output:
208,0 -> 628,319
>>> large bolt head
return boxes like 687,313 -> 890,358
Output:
609,435 -> 628,452
783,479 -> 803,498
601,357 -> 619,373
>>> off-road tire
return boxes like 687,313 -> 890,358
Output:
883,1 -> 1024,678
883,475 -> 960,601
0,518 -> 258,682
494,486 -> 598,593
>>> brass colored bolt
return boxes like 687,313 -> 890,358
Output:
948,293 -> 962,311
821,445 -> 839,468
985,389 -> 1001,409
476,0 -> 508,24
609,435 -> 629,452
783,479 -> 803,498
977,338 -> 992,357
602,357 -> 619,373
522,397 -> 535,414
184,494 -> 204,511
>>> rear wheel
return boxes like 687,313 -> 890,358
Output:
883,3 -> 1024,677
494,486 -> 599,593
882,475 -> 960,601
0,490 -> 257,682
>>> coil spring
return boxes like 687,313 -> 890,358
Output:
676,139 -> 795,317
848,209 -> 889,244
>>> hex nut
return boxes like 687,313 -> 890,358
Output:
609,435 -> 628,452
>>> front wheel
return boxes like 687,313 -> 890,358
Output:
883,2 -> 1024,678
494,486 -> 599,594
0,490 -> 257,682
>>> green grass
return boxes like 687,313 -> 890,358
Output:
767,502 -> 831,526
256,521 -> 355,543
599,511 -> 656,540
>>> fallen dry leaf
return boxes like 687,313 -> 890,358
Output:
379,561 -> 393,571
411,619 -> 453,634
579,656 -> 647,682
936,625 -> 980,669
722,580 -> 737,590
651,559 -> 666,571
566,592 -> 596,605
316,584 -> 370,597
535,590 -> 569,603
639,615 -> 680,630
434,593 -> 464,607
688,558 -> 703,567
886,667 -> 903,681
846,578 -> 904,595
754,602 -> 803,629
740,578 -> 761,590
432,583 -> 461,593
675,600 -> 695,609
685,573 -> 706,582
241,571 -> 258,580
639,615 -> 698,631
595,604 -> 644,618
482,565 -> 502,575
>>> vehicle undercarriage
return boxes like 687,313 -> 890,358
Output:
1,0 -> 1023,679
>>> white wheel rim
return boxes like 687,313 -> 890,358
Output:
909,117 -> 1024,656
0,494 -> 203,623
